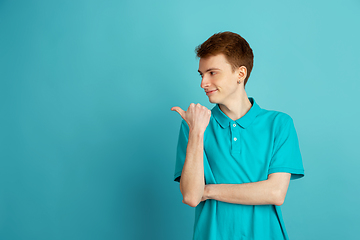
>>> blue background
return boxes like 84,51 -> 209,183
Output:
1,0 -> 359,239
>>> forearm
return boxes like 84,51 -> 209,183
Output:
203,173 -> 291,206
180,129 -> 205,207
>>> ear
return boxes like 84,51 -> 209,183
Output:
237,66 -> 247,82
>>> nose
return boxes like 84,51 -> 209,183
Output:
200,76 -> 210,89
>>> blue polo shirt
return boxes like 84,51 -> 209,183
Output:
174,97 -> 304,240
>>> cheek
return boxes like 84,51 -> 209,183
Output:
213,75 -> 224,84
228,75 -> 239,86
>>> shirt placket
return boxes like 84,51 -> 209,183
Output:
230,122 -> 241,155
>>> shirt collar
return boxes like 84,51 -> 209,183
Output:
211,97 -> 261,129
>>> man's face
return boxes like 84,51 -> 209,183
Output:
198,53 -> 243,105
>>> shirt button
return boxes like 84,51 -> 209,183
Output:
233,124 -> 236,127
234,137 -> 237,141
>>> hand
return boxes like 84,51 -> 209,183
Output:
171,103 -> 211,133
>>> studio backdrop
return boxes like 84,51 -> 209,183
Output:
1,0 -> 359,239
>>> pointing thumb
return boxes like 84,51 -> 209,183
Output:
171,106 -> 186,119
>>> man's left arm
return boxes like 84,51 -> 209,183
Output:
201,172 -> 291,206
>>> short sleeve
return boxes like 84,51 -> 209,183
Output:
174,120 -> 189,182
268,115 -> 304,180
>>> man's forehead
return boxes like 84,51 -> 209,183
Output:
198,54 -> 230,72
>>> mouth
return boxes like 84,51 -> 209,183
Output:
206,89 -> 218,95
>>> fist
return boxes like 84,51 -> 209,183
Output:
171,103 -> 211,133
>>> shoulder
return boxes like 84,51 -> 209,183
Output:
178,119 -> 190,135
175,119 -> 190,142
258,106 -> 292,120
257,108 -> 294,131
180,119 -> 189,128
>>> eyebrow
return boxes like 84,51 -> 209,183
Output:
198,68 -> 221,74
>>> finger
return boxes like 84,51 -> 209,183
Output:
171,106 -> 186,119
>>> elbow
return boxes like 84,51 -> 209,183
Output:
272,189 -> 286,206
274,197 -> 285,206
180,185 -> 203,208
182,196 -> 201,208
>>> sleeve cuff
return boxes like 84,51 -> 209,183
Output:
268,167 -> 304,180
174,171 -> 182,182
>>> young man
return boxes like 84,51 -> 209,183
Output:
171,31 -> 304,240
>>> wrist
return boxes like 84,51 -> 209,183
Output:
189,128 -> 205,137
204,184 -> 214,200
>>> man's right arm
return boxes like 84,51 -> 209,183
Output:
171,103 -> 211,208
179,129 -> 205,207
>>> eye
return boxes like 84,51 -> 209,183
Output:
210,71 -> 216,75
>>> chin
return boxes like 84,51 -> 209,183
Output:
208,98 -> 219,104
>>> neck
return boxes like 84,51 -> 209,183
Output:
218,92 -> 252,121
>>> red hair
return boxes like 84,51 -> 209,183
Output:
195,31 -> 254,87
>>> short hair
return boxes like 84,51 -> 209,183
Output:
195,31 -> 254,87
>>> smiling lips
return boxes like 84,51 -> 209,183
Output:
206,89 -> 218,95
